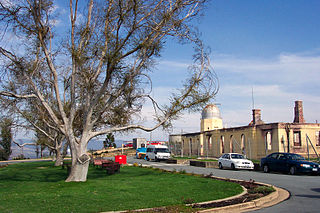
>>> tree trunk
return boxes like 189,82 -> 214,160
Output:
65,160 -> 89,182
65,140 -> 90,182
54,149 -> 63,166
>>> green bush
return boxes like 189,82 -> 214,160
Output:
249,186 -> 275,195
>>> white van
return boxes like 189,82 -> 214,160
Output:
146,145 -> 171,161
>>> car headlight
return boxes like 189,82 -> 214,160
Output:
318,165 -> 320,168
300,164 -> 311,168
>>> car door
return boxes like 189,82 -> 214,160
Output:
267,153 -> 279,171
276,153 -> 289,172
224,154 -> 232,168
220,154 -> 227,167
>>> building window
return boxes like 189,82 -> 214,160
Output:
230,135 -> 234,153
293,131 -> 301,146
220,136 -> 225,154
266,131 -> 272,150
208,136 -> 212,150
182,140 -> 184,157
316,131 -> 320,146
241,134 -> 245,154
189,138 -> 192,156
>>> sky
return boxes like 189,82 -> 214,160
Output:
134,0 -> 320,141
6,0 -> 320,143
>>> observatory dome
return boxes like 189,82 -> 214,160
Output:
201,104 -> 221,120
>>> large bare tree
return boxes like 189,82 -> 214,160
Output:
0,0 -> 218,182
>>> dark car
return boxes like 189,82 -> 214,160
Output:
260,152 -> 320,175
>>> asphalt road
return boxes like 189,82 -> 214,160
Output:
127,157 -> 320,213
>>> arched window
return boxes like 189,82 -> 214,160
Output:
230,135 -> 234,152
266,131 -> 272,150
241,134 -> 245,155
190,138 -> 193,156
182,139 -> 184,157
207,136 -> 212,150
220,136 -> 225,154
206,136 -> 211,158
197,139 -> 200,156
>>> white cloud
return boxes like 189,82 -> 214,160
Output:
213,51 -> 320,126
214,53 -> 320,85
159,60 -> 189,69
49,19 -> 61,27
122,51 -> 320,140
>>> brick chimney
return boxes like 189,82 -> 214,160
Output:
252,109 -> 264,125
293,100 -> 305,123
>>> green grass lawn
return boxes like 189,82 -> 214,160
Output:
0,161 -> 243,213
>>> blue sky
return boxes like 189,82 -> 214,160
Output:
7,0 -> 320,142
136,0 -> 320,141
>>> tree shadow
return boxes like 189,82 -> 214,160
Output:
0,162 -> 69,183
0,162 -> 158,183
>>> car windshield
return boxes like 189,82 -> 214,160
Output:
155,148 -> 170,153
288,154 -> 305,161
231,154 -> 245,159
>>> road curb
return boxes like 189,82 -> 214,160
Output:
197,181 -> 290,213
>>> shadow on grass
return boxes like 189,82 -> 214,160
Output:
0,161 -> 68,182
0,161 -> 156,183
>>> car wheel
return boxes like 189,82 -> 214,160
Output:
231,163 -> 235,170
155,157 -> 158,162
289,166 -> 296,175
219,162 -> 223,169
146,156 -> 150,161
263,165 -> 270,173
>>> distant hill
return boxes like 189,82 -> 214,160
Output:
10,139 -> 126,159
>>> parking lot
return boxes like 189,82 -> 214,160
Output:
128,156 -> 320,213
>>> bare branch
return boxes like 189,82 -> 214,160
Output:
12,140 -> 36,148
0,91 -> 37,99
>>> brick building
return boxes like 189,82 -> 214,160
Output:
169,101 -> 320,159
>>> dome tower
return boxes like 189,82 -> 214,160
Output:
200,104 -> 223,131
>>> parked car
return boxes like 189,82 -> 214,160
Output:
123,142 -> 133,147
218,153 -> 254,170
146,145 -> 170,161
260,152 -> 320,175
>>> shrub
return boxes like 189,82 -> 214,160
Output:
179,169 -> 186,174
249,186 -> 275,195
12,154 -> 26,160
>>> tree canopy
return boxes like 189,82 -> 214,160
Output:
0,0 -> 218,181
